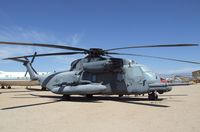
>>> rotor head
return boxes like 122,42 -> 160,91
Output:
88,48 -> 106,57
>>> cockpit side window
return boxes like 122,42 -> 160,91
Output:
132,66 -> 143,76
140,66 -> 152,72
126,66 -> 143,78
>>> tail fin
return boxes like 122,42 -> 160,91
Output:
4,53 -> 49,90
24,52 -> 38,77
23,60 -> 38,80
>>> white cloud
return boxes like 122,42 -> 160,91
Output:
0,25 -> 85,70
0,25 -> 82,58
0,25 -> 80,43
71,34 -> 82,45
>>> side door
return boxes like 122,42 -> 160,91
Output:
125,66 -> 148,94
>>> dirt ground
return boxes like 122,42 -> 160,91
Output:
0,84 -> 200,132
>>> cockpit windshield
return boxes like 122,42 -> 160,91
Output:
140,66 -> 152,72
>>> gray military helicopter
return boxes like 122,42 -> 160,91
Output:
0,41 -> 199,100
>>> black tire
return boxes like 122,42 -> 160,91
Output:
119,94 -> 123,97
86,94 -> 93,98
62,95 -> 71,100
41,87 -> 47,91
148,92 -> 158,100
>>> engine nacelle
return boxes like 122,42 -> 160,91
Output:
82,58 -> 123,73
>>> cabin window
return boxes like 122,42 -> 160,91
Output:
82,72 -> 97,82
117,73 -> 123,81
92,75 -> 96,82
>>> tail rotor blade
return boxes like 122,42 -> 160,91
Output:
31,52 -> 37,63
31,65 -> 38,75
23,53 -> 37,77
24,71 -> 28,77
24,57 -> 29,77
30,52 -> 38,75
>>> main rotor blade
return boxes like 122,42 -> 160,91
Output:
3,52 -> 85,60
108,52 -> 200,64
0,41 -> 89,52
106,44 -> 199,51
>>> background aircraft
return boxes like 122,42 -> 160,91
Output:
0,71 -> 49,89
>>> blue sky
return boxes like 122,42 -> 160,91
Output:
0,0 -> 199,74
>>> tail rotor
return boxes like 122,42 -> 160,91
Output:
24,52 -> 38,77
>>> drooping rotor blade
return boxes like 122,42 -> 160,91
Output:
3,52 -> 85,60
106,44 -> 199,51
0,41 -> 89,52
108,52 -> 200,64
7,58 -> 29,63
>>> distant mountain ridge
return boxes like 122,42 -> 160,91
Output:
159,72 -> 192,78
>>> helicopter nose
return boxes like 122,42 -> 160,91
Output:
149,83 -> 172,92
145,72 -> 158,83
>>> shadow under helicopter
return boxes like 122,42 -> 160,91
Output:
0,90 -> 36,94
1,94 -> 171,110
0,87 -> 44,94
26,87 -> 47,91
1,100 -> 60,110
159,94 -> 188,97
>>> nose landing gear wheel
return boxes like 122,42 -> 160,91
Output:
148,92 -> 158,100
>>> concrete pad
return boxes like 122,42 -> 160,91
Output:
0,84 -> 200,132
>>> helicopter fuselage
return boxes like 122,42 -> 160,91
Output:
0,41 -> 198,100
39,57 -> 172,95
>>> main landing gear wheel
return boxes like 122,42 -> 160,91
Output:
41,87 -> 47,91
86,94 -> 93,98
148,92 -> 158,100
119,94 -> 123,97
62,95 -> 71,100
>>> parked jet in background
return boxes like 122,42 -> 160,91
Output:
0,71 -> 49,89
